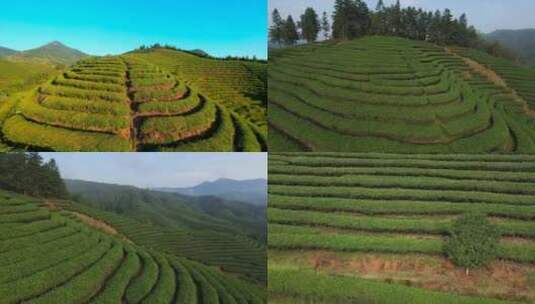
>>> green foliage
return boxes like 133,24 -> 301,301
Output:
444,213 -> 501,270
0,152 -> 67,198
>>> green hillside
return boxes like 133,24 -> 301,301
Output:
268,153 -> 535,304
0,51 -> 266,152
0,189 -> 265,303
129,48 -> 267,135
66,179 -> 267,283
6,41 -> 88,66
0,46 -> 17,57
269,36 -> 535,153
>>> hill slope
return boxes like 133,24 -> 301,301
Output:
0,46 -> 17,57
0,189 -> 265,303
66,179 -> 267,283
156,178 -> 268,206
269,36 -> 535,153
485,29 -> 535,65
268,153 -> 535,304
0,54 -> 266,152
6,41 -> 88,66
129,48 -> 267,135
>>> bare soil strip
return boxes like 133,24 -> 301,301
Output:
445,47 -> 535,118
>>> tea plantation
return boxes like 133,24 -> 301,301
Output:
0,50 -> 266,152
0,190 -> 266,303
269,36 -> 535,153
268,153 -> 535,303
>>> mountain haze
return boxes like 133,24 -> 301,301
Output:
155,178 -> 268,206
485,29 -> 535,65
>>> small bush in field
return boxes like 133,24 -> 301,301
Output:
444,212 -> 500,274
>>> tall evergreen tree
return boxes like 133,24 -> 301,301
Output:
300,8 -> 320,43
321,12 -> 331,40
0,153 -> 67,198
283,15 -> 299,45
333,0 -> 370,40
269,9 -> 284,46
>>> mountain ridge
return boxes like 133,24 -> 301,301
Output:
154,177 -> 268,206
2,40 -> 88,65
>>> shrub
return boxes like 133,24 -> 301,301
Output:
444,212 -> 500,274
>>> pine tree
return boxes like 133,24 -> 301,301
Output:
333,0 -> 370,40
321,12 -> 331,40
373,0 -> 386,35
441,8 -> 454,44
269,9 -> 284,46
283,15 -> 299,45
0,153 -> 67,199
391,0 -> 402,35
300,7 -> 321,43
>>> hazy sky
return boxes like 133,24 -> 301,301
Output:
40,153 -> 267,189
269,0 -> 535,33
0,0 -> 267,58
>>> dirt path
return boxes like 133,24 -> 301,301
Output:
44,200 -> 133,243
445,47 -> 535,118
71,211 -> 133,243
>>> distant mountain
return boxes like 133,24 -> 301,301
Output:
0,46 -> 17,57
6,41 -> 88,65
485,29 -> 535,65
65,179 -> 266,239
155,178 -> 268,206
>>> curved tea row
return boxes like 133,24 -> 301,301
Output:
0,55 -> 265,151
268,153 -> 535,303
269,36 -> 535,153
0,191 -> 265,303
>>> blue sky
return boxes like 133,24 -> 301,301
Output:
0,0 -> 267,58
270,0 -> 535,33
40,153 -> 267,188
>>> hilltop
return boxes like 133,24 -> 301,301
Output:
3,41 -> 88,66
485,29 -> 535,65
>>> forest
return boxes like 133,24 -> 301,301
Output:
269,0 -> 517,60
0,152 -> 67,198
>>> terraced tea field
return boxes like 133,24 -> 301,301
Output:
66,201 -> 267,284
269,36 -> 535,153
130,49 -> 267,138
0,190 -> 266,303
0,51 -> 266,151
268,153 -> 535,304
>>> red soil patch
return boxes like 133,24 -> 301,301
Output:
303,251 -> 535,303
